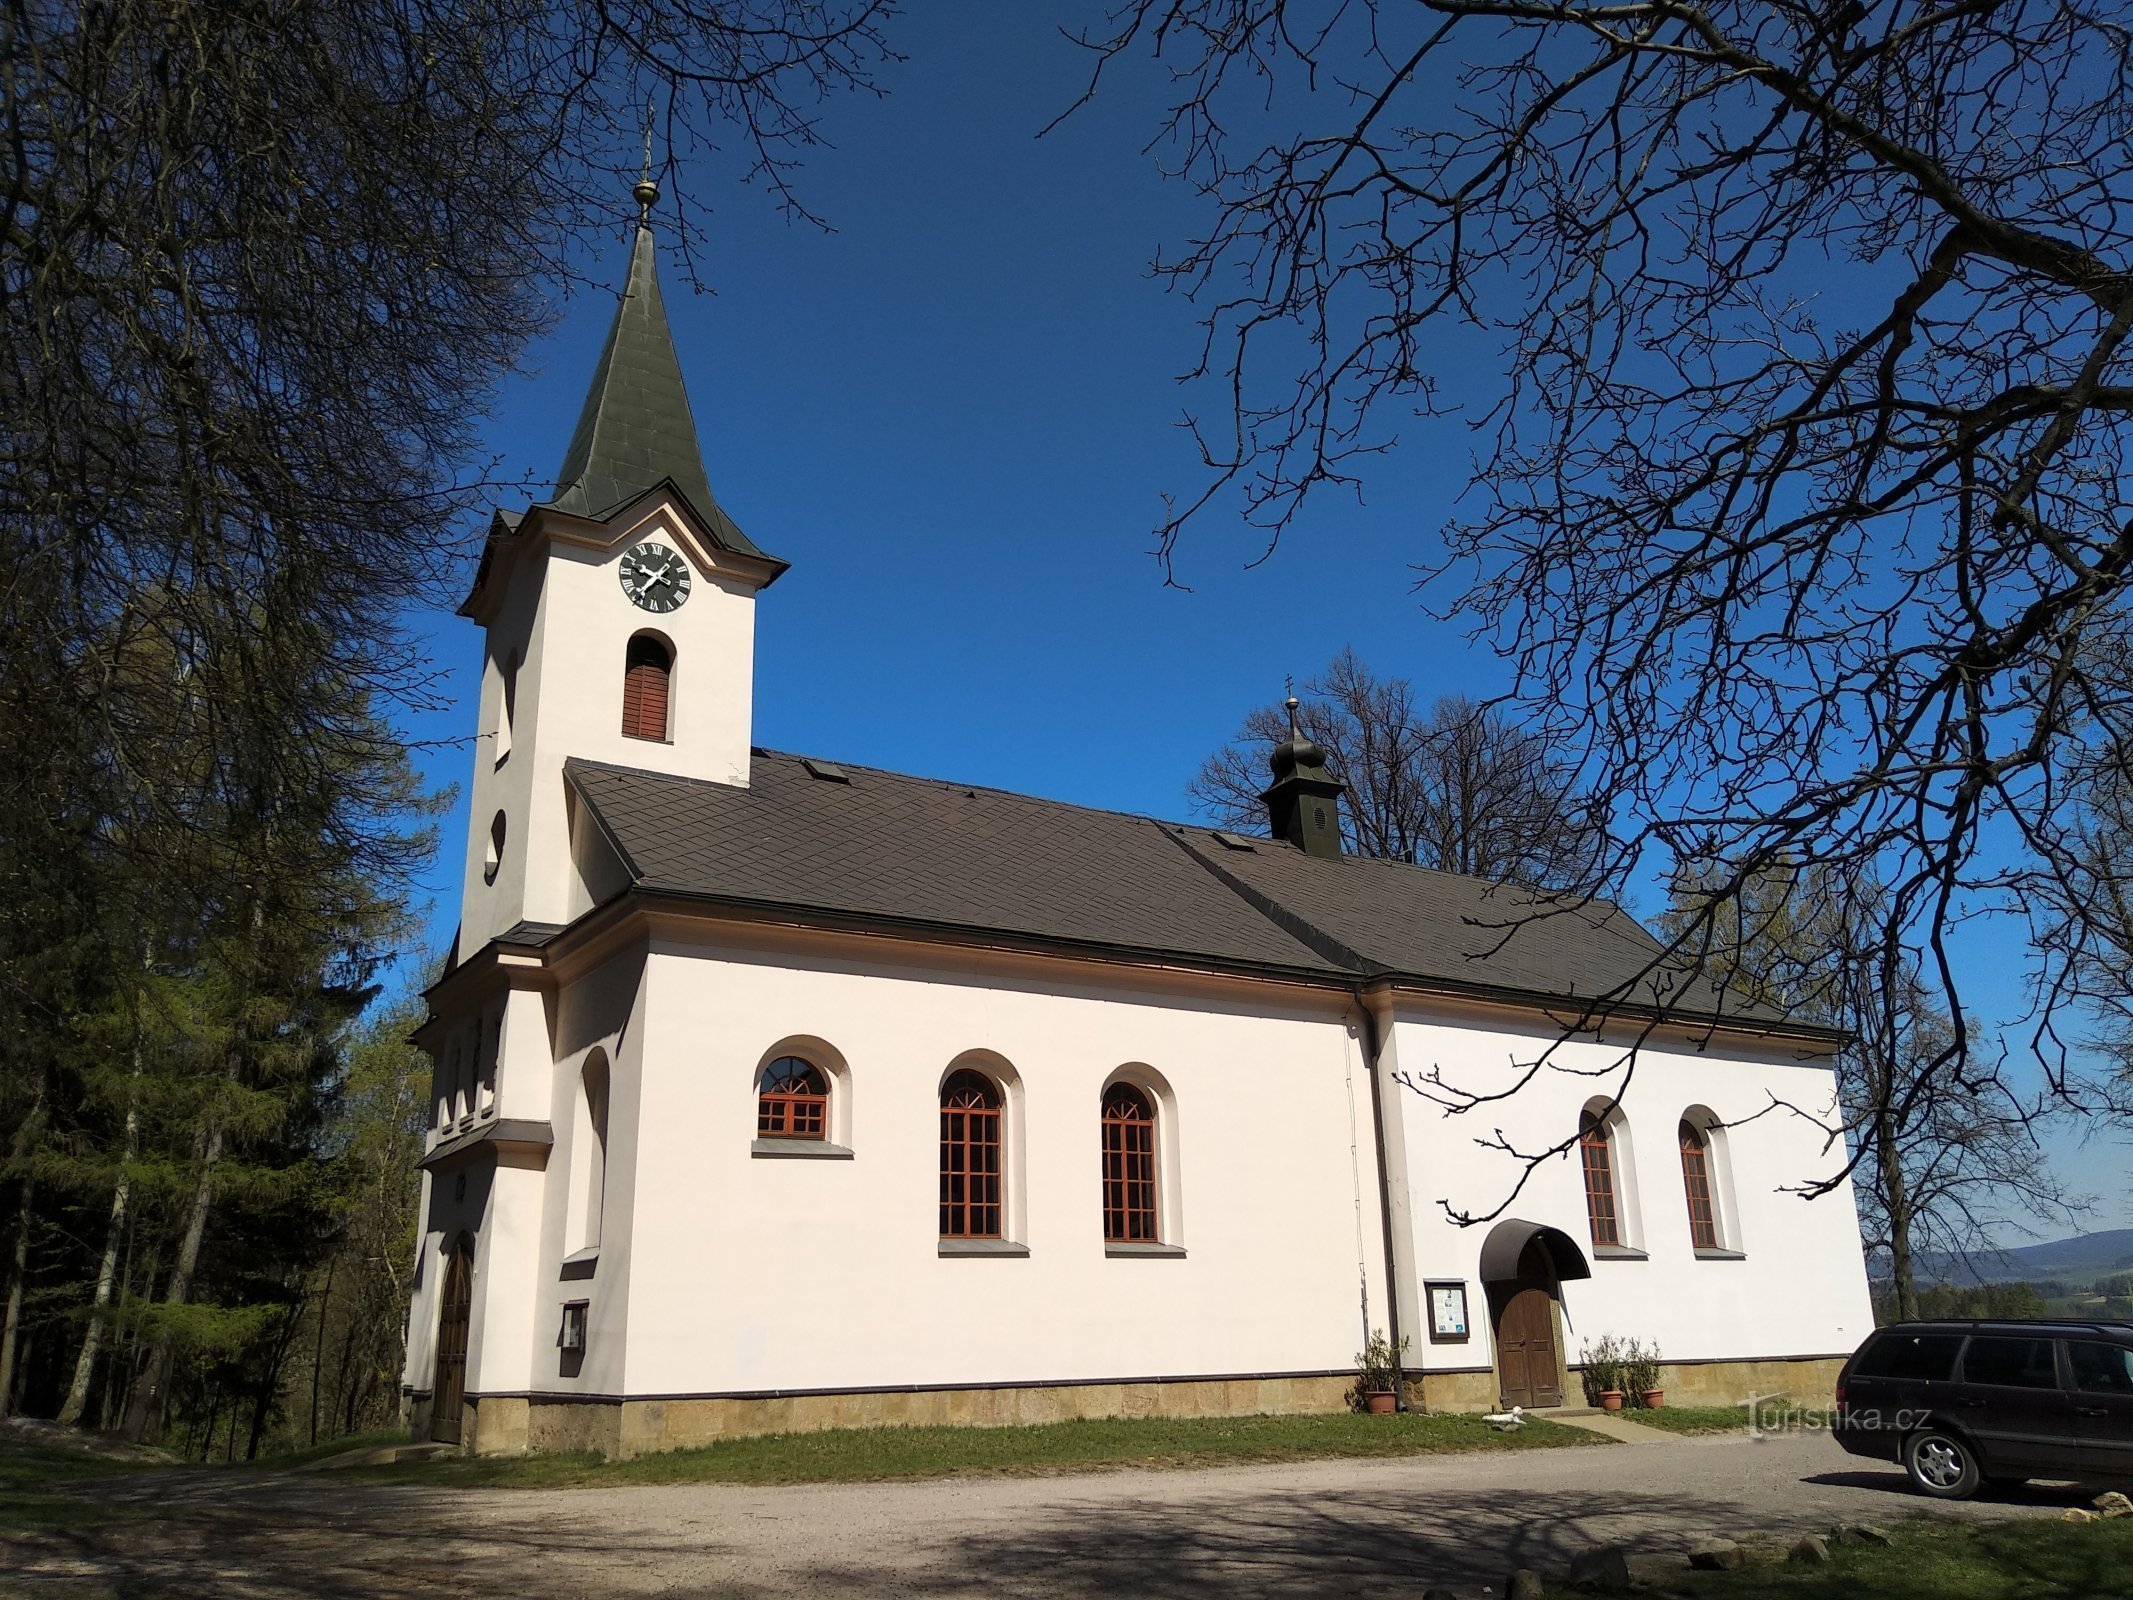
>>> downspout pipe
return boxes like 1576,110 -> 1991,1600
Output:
1354,981 -> 1409,1411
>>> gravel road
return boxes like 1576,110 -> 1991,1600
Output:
6,1430 -> 2095,1598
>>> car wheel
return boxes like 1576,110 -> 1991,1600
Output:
1905,1429 -> 1982,1499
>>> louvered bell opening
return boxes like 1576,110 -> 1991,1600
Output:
621,635 -> 671,741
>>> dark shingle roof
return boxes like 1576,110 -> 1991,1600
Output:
567,754 -> 1333,974
547,224 -> 772,563
564,751 -> 1809,1031
1176,834 -> 1756,1017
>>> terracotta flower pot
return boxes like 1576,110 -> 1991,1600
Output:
1599,1389 -> 1625,1411
1364,1389 -> 1397,1415
1640,1389 -> 1666,1409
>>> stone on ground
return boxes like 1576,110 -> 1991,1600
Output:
1788,1533 -> 1832,1564
1688,1540 -> 1745,1571
2062,1508 -> 2099,1525
1506,1570 -> 1545,1600
1834,1522 -> 1893,1546
2094,1491 -> 2133,1519
1567,1545 -> 1631,1589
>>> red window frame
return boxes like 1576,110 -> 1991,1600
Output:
621,635 -> 671,741
939,1069 -> 1002,1239
757,1058 -> 827,1140
1580,1112 -> 1620,1248
1100,1084 -> 1159,1243
1680,1120 -> 1719,1250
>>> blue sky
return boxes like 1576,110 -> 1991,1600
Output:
394,4 -> 2131,1237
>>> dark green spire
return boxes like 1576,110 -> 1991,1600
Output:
548,203 -> 768,561
1262,694 -> 1346,858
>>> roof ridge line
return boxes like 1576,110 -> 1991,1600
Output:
1160,824 -> 1382,979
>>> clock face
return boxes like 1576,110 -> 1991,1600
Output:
618,541 -> 692,614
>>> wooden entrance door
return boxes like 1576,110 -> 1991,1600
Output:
1495,1286 -> 1564,1408
430,1238 -> 473,1443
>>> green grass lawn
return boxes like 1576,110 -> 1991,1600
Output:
0,1439 -> 175,1536
1627,1403 -> 1822,1436
1672,1516 -> 2133,1599
352,1408 -> 1608,1488
244,1426 -> 409,1471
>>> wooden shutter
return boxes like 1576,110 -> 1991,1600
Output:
621,637 -> 670,740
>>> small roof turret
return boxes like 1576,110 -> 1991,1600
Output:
1261,692 -> 1345,858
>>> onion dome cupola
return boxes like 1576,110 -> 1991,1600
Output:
1261,694 -> 1346,859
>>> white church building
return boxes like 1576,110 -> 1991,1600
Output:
403,186 -> 1875,1458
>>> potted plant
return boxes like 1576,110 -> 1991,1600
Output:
1623,1338 -> 1665,1409
1355,1329 -> 1408,1414
1580,1334 -> 1626,1411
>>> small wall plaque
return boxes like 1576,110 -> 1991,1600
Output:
1426,1280 -> 1470,1343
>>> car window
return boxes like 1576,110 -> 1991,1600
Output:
1960,1336 -> 2060,1389
2068,1341 -> 2133,1395
1854,1332 -> 1964,1381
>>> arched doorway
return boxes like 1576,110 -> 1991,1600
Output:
1479,1219 -> 1591,1410
430,1235 -> 474,1443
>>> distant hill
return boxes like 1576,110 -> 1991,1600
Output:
1899,1228 -> 2133,1285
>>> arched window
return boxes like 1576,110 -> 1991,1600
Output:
939,1069 -> 1002,1239
496,648 -> 518,766
1680,1117 -> 1731,1254
1100,1084 -> 1159,1243
1579,1109 -> 1620,1248
572,1054 -> 610,1253
758,1057 -> 828,1140
621,634 -> 671,741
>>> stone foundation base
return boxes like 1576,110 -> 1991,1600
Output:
1402,1369 -> 1499,1413
1398,1354 -> 1847,1416
462,1374 -> 1353,1459
433,1355 -> 1847,1458
1648,1356 -> 1845,1410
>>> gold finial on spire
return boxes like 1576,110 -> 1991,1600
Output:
633,100 -> 659,219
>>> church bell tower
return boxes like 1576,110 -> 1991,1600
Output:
451,180 -> 787,961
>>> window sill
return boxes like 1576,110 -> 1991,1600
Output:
938,1239 -> 1029,1258
751,1139 -> 853,1160
1105,1242 -> 1187,1259
1592,1245 -> 1650,1261
1694,1247 -> 1748,1261
560,1247 -> 598,1281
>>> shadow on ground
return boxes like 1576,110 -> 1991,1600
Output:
1,1458 -> 2099,1598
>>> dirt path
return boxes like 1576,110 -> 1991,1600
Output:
2,1431 -> 2093,1598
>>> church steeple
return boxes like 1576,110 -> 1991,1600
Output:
547,183 -> 769,562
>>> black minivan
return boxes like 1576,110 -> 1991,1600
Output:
1834,1319 -> 2133,1498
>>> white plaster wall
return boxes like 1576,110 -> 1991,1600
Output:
457,498 -> 763,959
519,946 -> 648,1398
1386,1009 -> 1874,1377
598,938 -> 1389,1397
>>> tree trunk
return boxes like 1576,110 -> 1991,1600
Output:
0,1089 -> 47,1412
60,1013 -> 148,1426
307,1257 -> 335,1446
247,1290 -> 304,1459
120,1106 -> 228,1443
0,1171 -> 36,1413
1873,1095 -> 1918,1322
